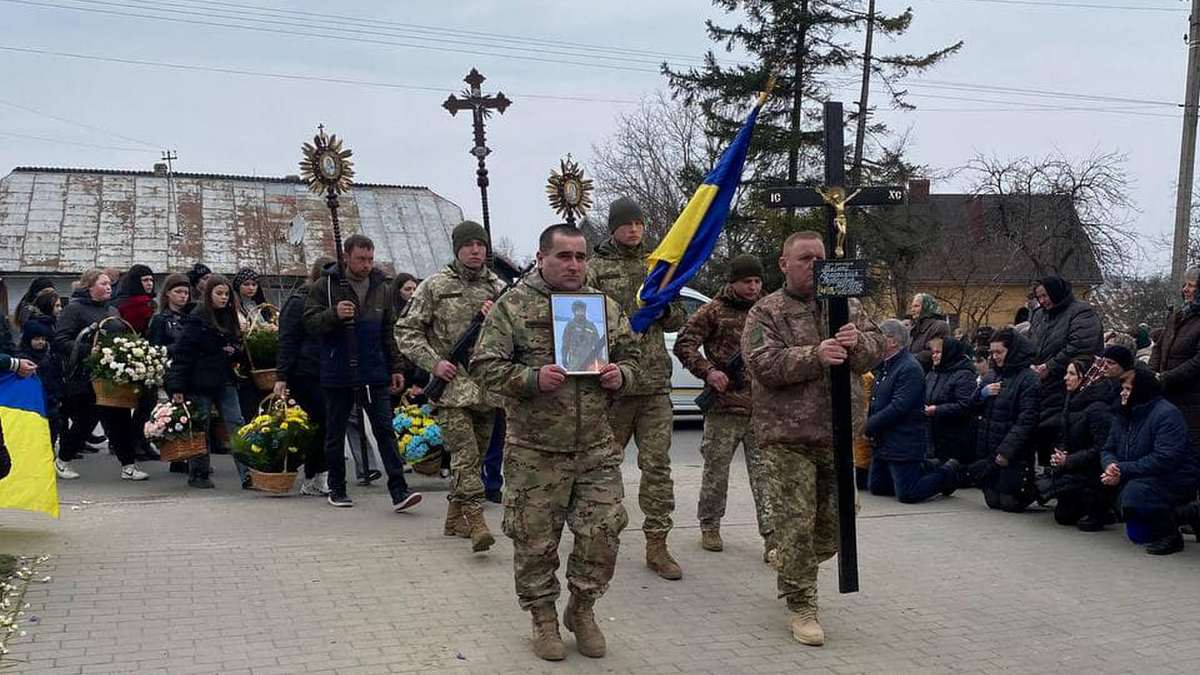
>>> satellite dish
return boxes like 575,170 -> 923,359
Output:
287,214 -> 307,246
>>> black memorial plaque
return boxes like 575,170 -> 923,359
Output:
814,259 -> 870,300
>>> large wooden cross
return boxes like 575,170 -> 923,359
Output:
763,101 -> 906,594
443,68 -> 512,242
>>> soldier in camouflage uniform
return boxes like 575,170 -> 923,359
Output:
673,254 -> 772,556
742,231 -> 884,647
586,196 -> 687,580
470,224 -> 640,661
395,220 -> 505,552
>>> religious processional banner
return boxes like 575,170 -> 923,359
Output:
630,92 -> 766,333
0,373 -> 59,518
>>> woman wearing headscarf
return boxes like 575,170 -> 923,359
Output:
1101,368 -> 1200,555
188,262 -> 213,298
1038,358 -> 1116,531
232,267 -> 268,332
1150,267 -> 1200,450
924,336 -> 978,470
1028,275 -> 1104,471
165,274 -> 248,489
14,276 -> 56,330
906,293 -> 950,373
971,328 -> 1042,512
53,269 -> 148,480
114,264 -> 156,335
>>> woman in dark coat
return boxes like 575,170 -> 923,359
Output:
165,275 -> 248,489
1150,266 -> 1200,450
147,273 -> 193,474
1101,368 -> 1200,555
13,276 -> 55,332
1028,276 -> 1104,469
52,269 -> 146,479
972,328 -> 1042,512
1039,358 -> 1116,531
924,336 -> 978,468
907,293 -> 950,372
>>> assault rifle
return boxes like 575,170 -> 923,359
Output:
424,262 -> 535,403
693,351 -> 745,413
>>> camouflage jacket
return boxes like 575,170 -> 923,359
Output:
394,261 -> 505,408
672,285 -> 758,416
585,238 -> 685,396
742,289 -> 884,449
469,272 -> 642,453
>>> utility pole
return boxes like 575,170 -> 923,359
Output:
161,149 -> 178,241
786,0 -> 811,225
1172,0 -> 1200,286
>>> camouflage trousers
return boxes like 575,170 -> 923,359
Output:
697,413 -> 773,539
763,444 -> 839,613
502,443 -> 629,610
609,394 -> 675,534
435,406 -> 495,508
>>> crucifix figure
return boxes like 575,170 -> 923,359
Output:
762,101 -> 907,594
443,68 -> 512,242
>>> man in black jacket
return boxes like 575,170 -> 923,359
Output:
303,235 -> 421,511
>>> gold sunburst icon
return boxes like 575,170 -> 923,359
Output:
300,124 -> 355,195
546,155 -> 593,225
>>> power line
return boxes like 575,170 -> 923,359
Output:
0,0 -> 673,73
0,97 -> 160,147
885,75 -> 1180,107
0,44 -> 641,104
928,0 -> 1185,11
899,91 -> 1180,117
0,130 -> 156,152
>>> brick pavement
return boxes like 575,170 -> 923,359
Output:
2,424 -> 1199,674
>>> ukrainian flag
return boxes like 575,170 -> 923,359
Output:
630,90 -> 768,333
0,373 -> 58,518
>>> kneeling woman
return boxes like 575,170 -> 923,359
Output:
1041,358 -> 1115,531
165,275 -> 248,488
1101,368 -> 1200,555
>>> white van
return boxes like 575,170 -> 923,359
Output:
664,287 -> 713,416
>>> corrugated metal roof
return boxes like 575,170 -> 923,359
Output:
0,167 -> 460,278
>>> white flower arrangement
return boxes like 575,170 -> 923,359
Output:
86,332 -> 169,386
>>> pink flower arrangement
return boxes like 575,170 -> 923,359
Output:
144,400 -> 208,441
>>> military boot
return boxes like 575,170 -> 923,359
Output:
645,532 -> 682,580
789,610 -> 825,646
700,526 -> 723,552
463,505 -> 496,552
443,500 -> 470,538
529,604 -> 566,661
562,594 -> 606,658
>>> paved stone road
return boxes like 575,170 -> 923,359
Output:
2,422 -> 1199,674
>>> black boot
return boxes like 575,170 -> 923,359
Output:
1173,502 -> 1200,542
1145,533 -> 1184,556
188,469 -> 214,489
940,459 -> 960,497
855,467 -> 869,491
1076,513 -> 1105,532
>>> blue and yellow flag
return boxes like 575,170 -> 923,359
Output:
630,92 -> 767,333
0,373 -> 58,518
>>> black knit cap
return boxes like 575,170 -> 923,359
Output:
728,254 -> 764,282
607,197 -> 645,233
1102,345 -> 1134,372
452,220 -> 489,253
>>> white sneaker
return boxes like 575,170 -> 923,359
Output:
121,464 -> 149,481
300,473 -> 329,496
55,459 -> 80,480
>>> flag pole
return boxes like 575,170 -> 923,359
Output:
655,72 -> 777,294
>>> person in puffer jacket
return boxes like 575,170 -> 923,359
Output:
971,327 -> 1041,512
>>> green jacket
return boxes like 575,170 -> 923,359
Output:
585,238 -> 685,396
394,261 -> 505,408
469,272 -> 641,453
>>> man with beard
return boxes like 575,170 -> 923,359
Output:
470,224 -> 641,660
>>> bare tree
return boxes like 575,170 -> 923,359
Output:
590,92 -> 717,243
963,151 -> 1140,277
1091,274 -> 1178,333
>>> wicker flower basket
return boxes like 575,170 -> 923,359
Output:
248,469 -> 297,494
158,433 -> 208,462
93,379 -> 140,409
247,304 -> 280,393
250,369 -> 277,393
411,451 -> 443,476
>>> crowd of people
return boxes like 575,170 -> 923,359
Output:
2,199 -> 1199,657
847,276 -> 1200,558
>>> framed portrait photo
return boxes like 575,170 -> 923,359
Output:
550,293 -> 610,375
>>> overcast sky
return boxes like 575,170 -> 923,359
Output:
0,0 -> 1190,271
